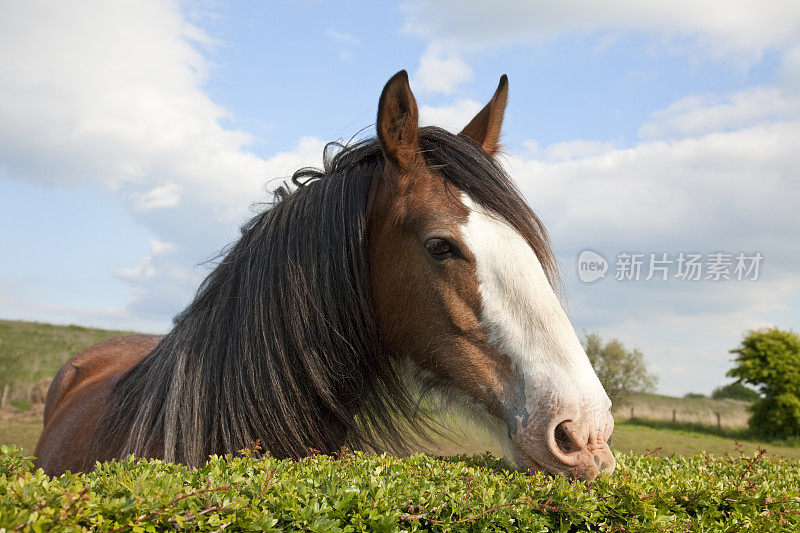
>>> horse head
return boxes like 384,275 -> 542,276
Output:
368,71 -> 614,481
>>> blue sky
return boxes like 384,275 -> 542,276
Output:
2,1 -> 799,395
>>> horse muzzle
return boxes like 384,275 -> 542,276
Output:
509,408 -> 615,481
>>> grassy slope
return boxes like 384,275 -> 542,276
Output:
0,419 -> 40,455
0,319 -> 134,402
0,319 -> 133,381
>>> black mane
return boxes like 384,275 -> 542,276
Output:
92,127 -> 557,467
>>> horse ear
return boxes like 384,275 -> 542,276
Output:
460,74 -> 509,155
377,70 -> 419,170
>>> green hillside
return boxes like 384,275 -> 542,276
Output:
0,319 -> 134,407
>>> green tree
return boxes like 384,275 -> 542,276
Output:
711,381 -> 760,402
728,327 -> 800,439
582,333 -> 657,405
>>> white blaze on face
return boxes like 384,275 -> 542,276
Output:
459,194 -> 610,444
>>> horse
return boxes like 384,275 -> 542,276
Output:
34,71 -> 615,480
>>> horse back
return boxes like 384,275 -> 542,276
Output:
35,334 -> 161,475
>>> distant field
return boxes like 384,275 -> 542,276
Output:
0,319 -> 134,405
612,420 -> 800,459
613,391 -> 750,429
0,417 -> 40,455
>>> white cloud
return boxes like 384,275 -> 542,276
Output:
778,46 -> 800,87
325,29 -> 360,60
419,98 -> 481,132
0,0 -> 325,328
412,42 -> 473,95
325,29 -> 360,46
0,1 -> 265,211
509,120 -> 800,252
114,264 -> 156,281
130,183 -> 182,211
403,0 -> 800,60
0,276 -> 162,333
150,240 -> 175,256
639,87 -> 800,140
113,136 -> 325,324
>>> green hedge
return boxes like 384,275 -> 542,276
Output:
2,445 -> 799,531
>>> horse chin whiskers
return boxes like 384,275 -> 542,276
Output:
395,359 -> 516,460
511,443 -> 554,476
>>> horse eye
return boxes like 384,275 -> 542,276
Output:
425,238 -> 456,260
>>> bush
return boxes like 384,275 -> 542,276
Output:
728,328 -> 800,439
683,392 -> 706,399
2,445 -> 800,531
712,382 -> 761,402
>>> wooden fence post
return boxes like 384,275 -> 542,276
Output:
630,406 -> 634,420
715,412 -> 721,431
672,409 -> 676,423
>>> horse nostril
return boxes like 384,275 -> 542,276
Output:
554,421 -> 578,455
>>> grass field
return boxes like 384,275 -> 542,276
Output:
0,319 -> 133,405
0,418 -> 41,455
612,420 -> 800,459
613,391 -> 750,429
